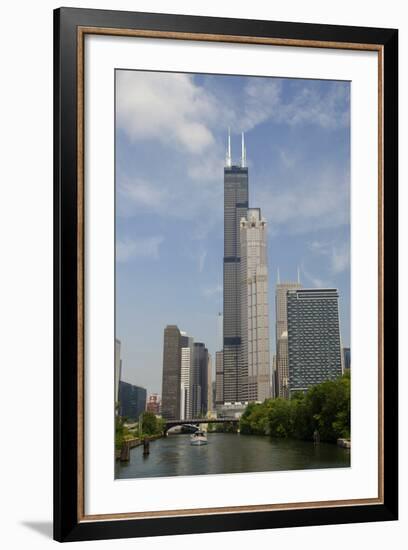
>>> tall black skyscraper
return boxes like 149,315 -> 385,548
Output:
192,342 -> 209,416
161,325 -> 182,420
223,131 -> 248,403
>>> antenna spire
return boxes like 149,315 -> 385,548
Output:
241,131 -> 246,167
277,267 -> 281,284
226,128 -> 232,167
297,266 -> 301,284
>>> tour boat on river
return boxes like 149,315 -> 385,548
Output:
190,430 -> 208,446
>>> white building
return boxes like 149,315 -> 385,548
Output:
180,332 -> 194,420
240,208 -> 271,402
218,401 -> 247,419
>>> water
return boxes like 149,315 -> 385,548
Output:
115,433 -> 350,479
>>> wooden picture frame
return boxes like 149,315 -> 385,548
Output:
54,7 -> 398,542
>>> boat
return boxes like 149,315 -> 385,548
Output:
190,430 -> 208,446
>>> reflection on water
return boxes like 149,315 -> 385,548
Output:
115,433 -> 350,479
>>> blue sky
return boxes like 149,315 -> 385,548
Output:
115,70 -> 350,395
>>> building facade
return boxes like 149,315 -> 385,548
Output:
118,381 -> 147,420
207,353 -> 213,414
180,332 -> 194,420
287,288 -> 342,395
161,325 -> 182,420
275,281 -> 302,398
215,350 -> 224,411
114,338 -> 122,408
342,347 -> 351,371
217,402 -> 247,419
240,208 -> 271,402
277,331 -> 289,399
271,354 -> 277,398
146,393 -> 161,415
161,325 -> 210,420
192,342 -> 209,417
223,131 -> 248,404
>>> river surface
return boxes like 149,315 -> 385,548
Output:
115,433 -> 350,479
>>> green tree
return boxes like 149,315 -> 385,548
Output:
238,373 -> 350,443
240,401 -> 270,435
141,411 -> 158,435
305,373 -> 350,442
267,398 -> 293,438
115,416 -> 133,449
140,411 -> 166,436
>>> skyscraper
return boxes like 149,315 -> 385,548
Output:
240,208 -> 271,401
272,354 -> 277,398
215,350 -> 224,411
342,347 -> 351,371
223,131 -> 248,403
276,332 -> 289,398
161,325 -> 209,419
118,381 -> 147,420
161,325 -> 182,420
192,342 -> 209,417
180,332 -> 194,420
287,288 -> 342,395
207,353 -> 213,413
275,280 -> 302,398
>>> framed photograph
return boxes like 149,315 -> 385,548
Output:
54,7 -> 398,542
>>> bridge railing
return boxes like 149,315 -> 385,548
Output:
164,418 -> 239,425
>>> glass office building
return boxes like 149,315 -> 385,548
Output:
287,288 -> 342,395
223,143 -> 248,403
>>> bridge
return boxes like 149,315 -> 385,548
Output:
164,417 -> 239,434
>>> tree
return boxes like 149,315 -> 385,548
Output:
267,399 -> 293,438
305,374 -> 350,442
115,416 -> 132,449
240,401 -> 270,435
239,373 -> 350,443
141,411 -> 158,435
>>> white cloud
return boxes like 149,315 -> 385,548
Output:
307,239 -> 350,275
187,150 -> 225,182
117,72 -> 349,162
308,240 -> 330,254
117,173 -> 223,239
186,247 -> 209,272
300,264 -> 330,288
116,71 -> 217,154
116,72 -> 350,237
202,284 -> 223,297
331,244 -> 350,274
240,79 -> 282,130
258,167 -> 350,235
198,250 -> 207,273
118,177 -> 166,210
279,149 -> 296,169
280,83 -> 349,129
116,236 -> 164,262
237,78 -> 349,132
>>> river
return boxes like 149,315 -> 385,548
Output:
115,433 -> 350,479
